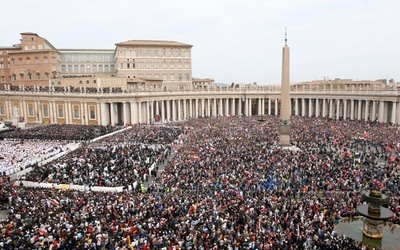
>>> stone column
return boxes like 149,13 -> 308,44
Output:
238,98 -> 242,115
343,99 -> 347,120
67,101 -> 72,124
275,98 -> 278,116
248,98 -> 252,116
138,102 -> 142,124
225,98 -> 229,116
161,100 -> 165,123
194,99 -> 198,118
391,101 -> 397,124
183,99 -> 187,120
336,99 -> 340,120
97,102 -> 101,125
232,98 -> 236,116
328,99 -> 334,119
201,99 -> 205,117
301,98 -> 306,116
268,98 -> 272,115
177,99 -> 181,120
378,101 -> 384,123
294,98 -> 299,116
166,100 -> 171,122
217,98 -> 221,116
206,99 -> 211,116
372,101 -> 377,122
357,100 -> 362,121
322,99 -> 326,117
172,100 -> 176,121
364,100 -> 370,122
307,99 -> 312,117
315,99 -> 320,117
350,100 -> 355,120
110,102 -> 115,125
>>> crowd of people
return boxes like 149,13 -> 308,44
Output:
0,140 -> 77,177
0,116 -> 398,249
24,125 -> 181,188
1,124 -> 121,142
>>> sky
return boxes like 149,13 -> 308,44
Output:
1,0 -> 399,85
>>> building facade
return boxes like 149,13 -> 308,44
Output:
114,40 -> 192,88
0,32 -> 60,87
0,85 -> 399,127
0,33 -> 193,88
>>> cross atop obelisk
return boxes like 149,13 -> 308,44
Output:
279,28 -> 291,146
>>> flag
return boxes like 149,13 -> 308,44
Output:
38,228 -> 48,235
51,199 -> 59,207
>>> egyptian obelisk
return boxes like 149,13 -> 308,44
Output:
279,28 -> 291,146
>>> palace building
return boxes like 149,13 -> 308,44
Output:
0,32 -> 193,89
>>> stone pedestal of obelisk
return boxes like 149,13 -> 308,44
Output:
279,32 -> 291,146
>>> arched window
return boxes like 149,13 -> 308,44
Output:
178,74 -> 182,80
185,73 -> 190,80
170,73 -> 175,80
67,65 -> 72,73
162,74 -> 167,80
74,65 -> 79,72
110,65 -> 115,72
98,65 -> 103,73
61,65 -> 67,73
92,65 -> 97,73
80,65 -> 85,73
104,65 -> 109,72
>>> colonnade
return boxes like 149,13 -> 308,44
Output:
104,97 -> 280,125
293,97 -> 398,124
1,90 -> 399,126
101,95 -> 399,126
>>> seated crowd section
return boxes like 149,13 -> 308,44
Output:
0,116 -> 398,249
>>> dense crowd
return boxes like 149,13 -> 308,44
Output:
1,124 -> 121,142
24,125 -> 181,188
0,140 -> 77,176
0,116 -> 399,249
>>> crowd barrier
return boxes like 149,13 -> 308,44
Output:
14,180 -> 129,193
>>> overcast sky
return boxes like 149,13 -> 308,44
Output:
1,0 -> 399,85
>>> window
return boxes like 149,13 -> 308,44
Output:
0,106 -> 4,115
90,110 -> 95,119
104,65 -> 109,72
74,65 -> 79,72
19,59 -> 23,65
163,74 -> 167,80
79,80 -> 82,84
93,80 -> 97,84
186,73 -> 190,80
170,74 -> 175,80
80,65 -> 85,73
35,57 -> 39,64
86,80 -> 89,84
0,76 -> 4,83
61,65 -> 67,73
98,65 -> 103,72
73,106 -> 80,119
11,58 -> 14,65
58,107 -> 64,118
178,74 -> 182,80
32,45 -> 36,50
43,105 -> 49,117
67,65 -> 72,72
28,107 -> 33,117
26,57 -> 31,64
